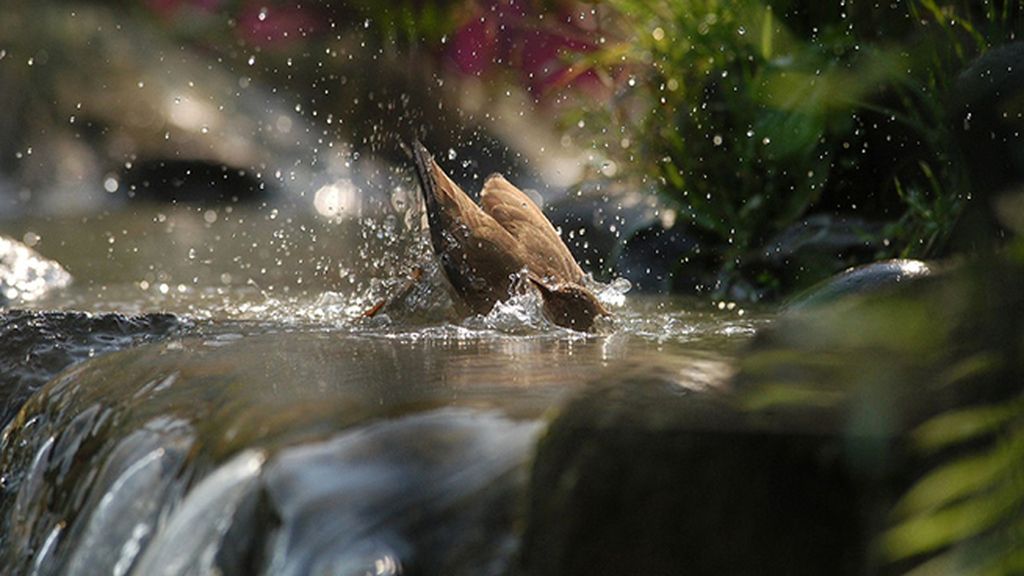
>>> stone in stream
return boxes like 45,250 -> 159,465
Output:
521,252 -> 1024,575
783,258 -> 935,311
0,310 -> 182,429
520,375 -> 869,575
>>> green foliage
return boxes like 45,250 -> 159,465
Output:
884,398 -> 1024,574
567,0 -> 1018,296
883,240 -> 1024,575
737,239 -> 1024,574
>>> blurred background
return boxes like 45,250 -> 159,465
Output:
1,4 -> 1023,575
0,0 -> 1020,301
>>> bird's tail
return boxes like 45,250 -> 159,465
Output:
411,140 -> 439,215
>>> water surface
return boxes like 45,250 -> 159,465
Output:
0,205 -> 770,575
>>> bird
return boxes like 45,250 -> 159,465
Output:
411,140 -> 609,331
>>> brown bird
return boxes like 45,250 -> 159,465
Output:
411,141 -> 609,331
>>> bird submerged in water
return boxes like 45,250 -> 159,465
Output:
411,141 -> 609,331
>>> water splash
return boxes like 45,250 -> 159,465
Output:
0,236 -> 72,303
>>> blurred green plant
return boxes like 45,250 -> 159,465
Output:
737,234 -> 1024,574
884,393 -> 1024,575
564,0 -> 1019,297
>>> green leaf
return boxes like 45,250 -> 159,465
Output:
893,448 -> 1011,517
759,5 -> 773,60
913,398 -> 1023,453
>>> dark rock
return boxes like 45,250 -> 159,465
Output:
615,222 -> 708,293
521,376 -> 873,576
949,42 -> 1024,248
0,310 -> 182,428
784,259 -> 934,311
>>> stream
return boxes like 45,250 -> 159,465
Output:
0,203 -> 768,575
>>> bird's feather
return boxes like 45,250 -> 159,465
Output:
413,142 -> 527,314
480,174 -> 584,284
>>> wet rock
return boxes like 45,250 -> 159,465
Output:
0,236 -> 71,305
520,376 -> 872,576
0,310 -> 181,428
784,258 -> 935,311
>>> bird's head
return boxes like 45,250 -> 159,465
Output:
529,276 -> 610,332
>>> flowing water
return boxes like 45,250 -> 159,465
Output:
0,201 -> 771,575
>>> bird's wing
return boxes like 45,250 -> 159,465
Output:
413,141 -> 488,230
480,174 -> 584,283
413,143 -> 528,313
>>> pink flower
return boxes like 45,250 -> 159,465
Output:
447,0 -> 603,97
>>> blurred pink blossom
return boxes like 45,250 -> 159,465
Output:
448,0 -> 603,96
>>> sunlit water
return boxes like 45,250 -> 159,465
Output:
0,204 -> 771,575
